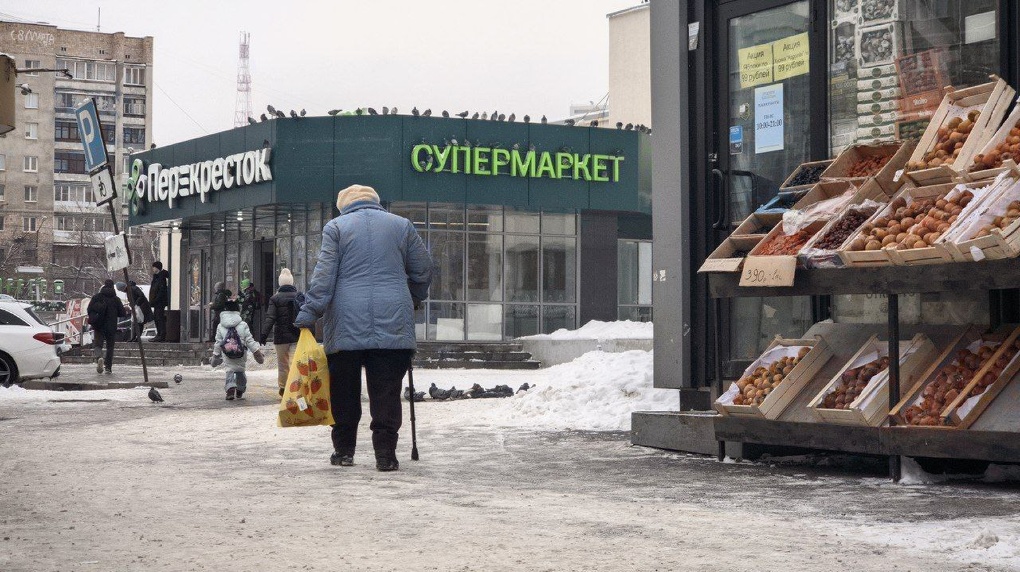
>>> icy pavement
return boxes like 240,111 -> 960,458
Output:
1,362 -> 1019,571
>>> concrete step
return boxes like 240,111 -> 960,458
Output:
417,342 -> 523,353
61,355 -> 207,367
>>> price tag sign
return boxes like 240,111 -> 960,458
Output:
739,256 -> 797,287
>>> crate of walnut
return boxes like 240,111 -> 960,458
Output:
902,76 -> 1015,187
807,333 -> 935,427
714,336 -> 832,420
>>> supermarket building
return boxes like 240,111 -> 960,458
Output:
128,116 -> 652,343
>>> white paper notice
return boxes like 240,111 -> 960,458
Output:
755,83 -> 784,154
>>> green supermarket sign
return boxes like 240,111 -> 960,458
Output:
411,144 -> 624,183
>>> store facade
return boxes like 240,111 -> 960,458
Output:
650,0 -> 1020,401
127,116 -> 651,343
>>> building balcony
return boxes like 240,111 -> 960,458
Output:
54,201 -> 105,213
53,229 -> 113,246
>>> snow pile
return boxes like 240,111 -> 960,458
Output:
519,320 -> 652,341
0,384 -> 149,404
853,518 -> 1020,570
426,349 -> 675,432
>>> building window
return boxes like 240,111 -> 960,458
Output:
55,121 -> 79,142
0,184 -> 4,201
23,60 -> 41,76
23,217 -> 37,232
95,95 -> 117,117
124,66 -> 145,86
54,185 -> 71,202
23,156 -> 38,172
24,122 -> 38,140
618,240 -> 653,321
84,186 -> 94,203
54,151 -> 86,174
55,91 -> 78,111
56,216 -> 71,231
0,154 -> 5,171
123,127 -> 145,145
124,96 -> 146,116
25,93 -> 39,109
0,217 -> 5,231
24,186 -> 37,203
56,58 -> 116,82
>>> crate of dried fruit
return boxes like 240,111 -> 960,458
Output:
944,330 -> 1020,429
890,325 -> 1020,428
838,182 -> 957,266
821,140 -> 916,193
749,182 -> 859,261
966,96 -> 1020,181
798,182 -> 887,268
781,159 -> 835,190
902,76 -> 1015,186
856,22 -> 903,69
714,336 -> 833,419
732,212 -> 782,237
807,333 -> 935,427
946,172 -> 1020,261
698,236 -> 764,274
886,181 -> 998,265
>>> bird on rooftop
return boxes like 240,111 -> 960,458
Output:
391,107 -> 398,115
148,387 -> 164,403
498,113 -> 506,122
541,115 -> 548,124
457,110 -> 469,118
472,112 -> 480,120
355,108 -> 364,115
508,113 -> 515,122
368,107 -> 378,115
423,109 -> 432,117
275,110 -> 286,119
624,123 -> 633,130
616,122 -> 623,129
259,113 -> 269,122
481,112 -> 488,120
411,107 -> 420,117
328,109 -> 342,116
442,110 -> 450,118
267,104 -> 277,114
299,109 -> 306,117
382,106 -> 389,115
523,115 -> 530,123
564,119 -> 576,126
289,110 -> 298,118
247,117 -> 257,125
590,120 -> 599,127
18,83 -> 32,95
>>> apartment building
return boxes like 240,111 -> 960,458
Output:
0,20 -> 153,298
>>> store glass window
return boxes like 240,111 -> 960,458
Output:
428,302 -> 465,341
504,305 -> 539,338
542,305 -> 575,335
506,210 -> 540,234
428,231 -> 465,301
429,204 -> 465,231
541,213 -> 576,235
467,303 -> 503,340
467,205 -> 503,232
467,233 -> 502,302
505,235 -> 539,302
829,0 -> 1000,155
392,202 -> 427,231
541,236 -> 577,303
618,240 -> 652,320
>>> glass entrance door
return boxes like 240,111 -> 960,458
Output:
716,0 -> 819,366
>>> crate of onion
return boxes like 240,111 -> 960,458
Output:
901,76 -> 1014,186
806,334 -> 935,427
714,336 -> 833,420
891,325 -> 1020,429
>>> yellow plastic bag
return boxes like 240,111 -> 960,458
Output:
278,329 -> 335,427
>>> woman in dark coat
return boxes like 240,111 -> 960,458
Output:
261,268 -> 300,396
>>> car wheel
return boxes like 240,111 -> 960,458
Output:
0,353 -> 18,387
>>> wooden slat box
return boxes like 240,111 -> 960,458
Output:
966,96 -> 1020,181
821,140 -> 917,194
698,235 -> 763,274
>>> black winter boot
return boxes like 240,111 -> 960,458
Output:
330,452 -> 354,467
375,451 -> 399,472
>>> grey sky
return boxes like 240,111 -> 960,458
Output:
1,0 -> 636,145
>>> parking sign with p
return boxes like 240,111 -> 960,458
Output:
74,98 -> 109,173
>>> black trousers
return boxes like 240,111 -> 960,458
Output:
153,306 -> 167,340
327,349 -> 414,459
93,330 -> 115,371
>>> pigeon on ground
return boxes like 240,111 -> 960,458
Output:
490,384 -> 514,397
517,383 -> 531,394
467,383 -> 485,398
428,382 -> 450,401
448,387 -> 465,400
173,374 -> 183,385
404,387 -> 425,402
457,110 -> 469,118
148,387 -> 164,403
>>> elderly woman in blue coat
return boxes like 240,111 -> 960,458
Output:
294,184 -> 432,472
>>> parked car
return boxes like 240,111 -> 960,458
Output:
0,301 -> 63,386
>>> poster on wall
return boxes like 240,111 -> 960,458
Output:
754,83 -> 784,154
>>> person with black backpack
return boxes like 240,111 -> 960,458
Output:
87,279 -> 128,374
210,300 -> 264,400
260,268 -> 303,397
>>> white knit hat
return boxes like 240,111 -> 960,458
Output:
278,268 -> 294,286
336,184 -> 380,211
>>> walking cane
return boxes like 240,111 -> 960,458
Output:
407,361 -> 420,461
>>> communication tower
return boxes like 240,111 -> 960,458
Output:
233,32 -> 253,128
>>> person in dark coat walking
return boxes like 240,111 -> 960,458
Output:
87,279 -> 127,374
238,278 -> 261,332
208,282 -> 231,342
116,281 -> 152,342
149,261 -> 170,342
294,184 -> 432,472
260,268 -> 301,397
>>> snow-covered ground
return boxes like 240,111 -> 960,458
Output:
519,319 -> 652,341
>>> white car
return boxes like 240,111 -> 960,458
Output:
0,301 -> 63,386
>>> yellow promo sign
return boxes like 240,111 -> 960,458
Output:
738,43 -> 773,88
772,32 -> 810,81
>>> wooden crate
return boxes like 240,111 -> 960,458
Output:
748,219 -> 828,260
944,328 -> 1020,429
821,140 -> 916,194
698,235 -> 763,273
902,76 -> 1015,187
714,336 -> 833,420
781,159 -> 835,190
966,96 -> 1020,179
889,326 -> 1009,427
807,334 -> 936,427
838,182 -> 957,267
944,172 -> 1020,261
732,212 -> 781,237
798,179 -> 888,268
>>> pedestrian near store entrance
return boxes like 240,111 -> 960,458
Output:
149,261 -> 170,342
238,278 -> 261,332
210,300 -> 264,400
260,268 -> 301,397
87,279 -> 128,375
294,184 -> 432,472
116,281 -> 152,342
208,282 -> 231,342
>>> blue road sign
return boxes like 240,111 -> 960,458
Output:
74,98 -> 108,173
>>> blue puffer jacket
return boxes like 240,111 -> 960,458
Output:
295,201 -> 432,353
